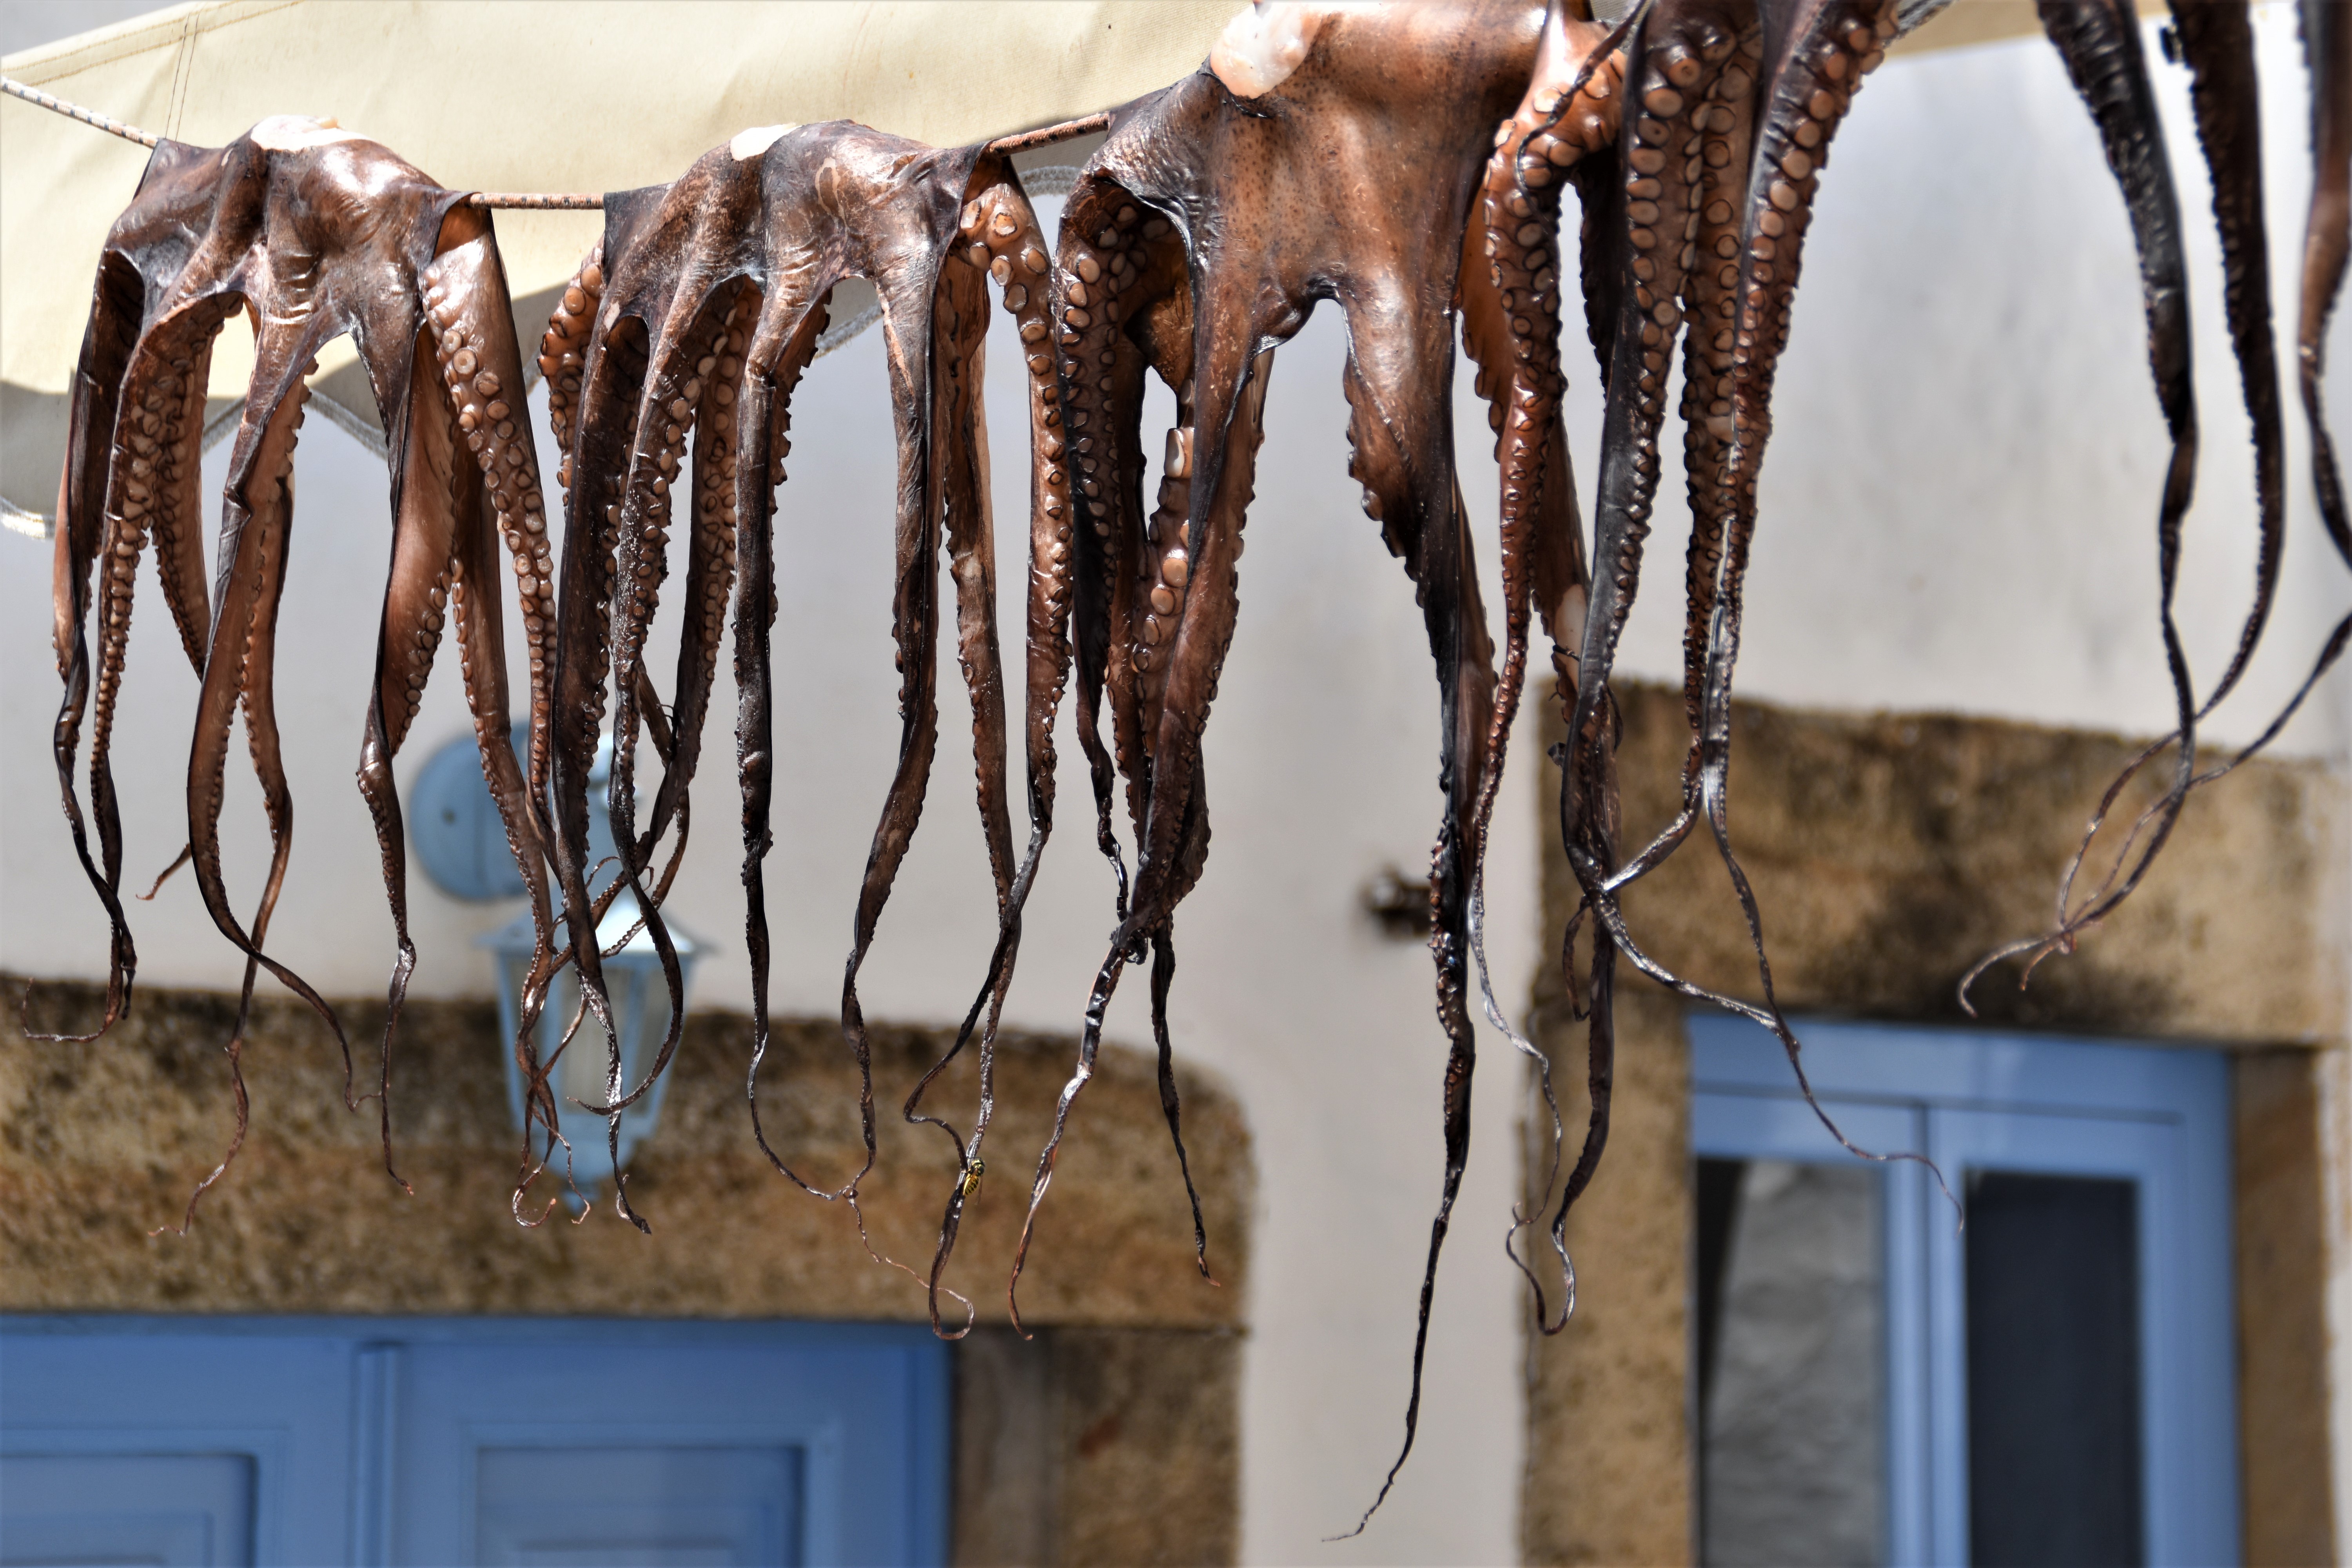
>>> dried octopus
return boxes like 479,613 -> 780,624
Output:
535,122 -> 1071,1271
33,0 -> 2352,1524
1009,0 -> 2352,1522
45,117 -> 559,1217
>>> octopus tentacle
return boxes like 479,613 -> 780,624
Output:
1677,25 -> 1761,738
1574,9 -> 1766,931
418,212 -> 566,1202
912,169 -> 1075,1330
354,326 -> 464,1184
1147,921 -> 1212,1276
78,303 -> 236,1039
2164,0 -> 2284,709
451,477 -> 564,1215
642,285 -> 757,897
187,333 -> 355,1105
1125,267 -> 1223,1283
2303,0 -> 2350,565
424,211 -> 561,829
935,258 -> 1016,921
813,277 -> 953,1231
1057,180 -> 1163,926
1961,0 -> 2281,996
548,221 -> 656,1199
347,209 -> 562,1189
737,294 -> 833,1193
1606,0 -> 1921,1156
596,261 -> 751,1230
43,252 -> 152,1042
534,244 -> 606,815
169,363 -> 302,1232
1461,3 -> 1622,1331
1562,0 -> 1743,893
1011,340 -> 1274,1328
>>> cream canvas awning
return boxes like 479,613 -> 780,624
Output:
0,0 -> 2091,523
0,0 -> 1240,520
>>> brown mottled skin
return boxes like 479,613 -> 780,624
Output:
546,125 -> 1060,1267
47,127 -> 554,1209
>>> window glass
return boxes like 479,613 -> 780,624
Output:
1697,1157 -> 1887,1568
1965,1172 -> 2144,1568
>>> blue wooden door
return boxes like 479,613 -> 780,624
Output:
0,1318 -> 947,1567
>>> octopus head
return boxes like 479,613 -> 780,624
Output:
1209,1 -> 1385,98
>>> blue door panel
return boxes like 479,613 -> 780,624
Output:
474,1446 -> 799,1567
0,1453 -> 256,1567
0,1328 -> 358,1564
0,1319 -> 946,1568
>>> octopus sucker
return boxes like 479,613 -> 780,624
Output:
50,123 -> 557,1212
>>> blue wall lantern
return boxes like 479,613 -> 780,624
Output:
477,889 -> 697,1202
412,727 -> 704,1202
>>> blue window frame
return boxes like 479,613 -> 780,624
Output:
0,1316 -> 948,1567
1690,1015 -> 2238,1568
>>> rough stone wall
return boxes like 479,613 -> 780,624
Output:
956,1325 -> 1241,1566
1600,682 -> 2342,1040
1522,682 -> 2343,1567
2,975 -> 1251,1563
2234,1051 -> 2337,1568
2,977 -> 1249,1323
1519,982 -> 1693,1566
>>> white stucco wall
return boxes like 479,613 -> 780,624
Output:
2,7 -> 2348,1564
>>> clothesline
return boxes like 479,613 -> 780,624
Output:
0,76 -> 1109,208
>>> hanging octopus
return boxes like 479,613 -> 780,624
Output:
1011,0 -> 2349,1527
1003,5 -> 1607,1525
536,121 -> 1064,1268
31,0 -> 2350,1526
45,117 -> 558,1219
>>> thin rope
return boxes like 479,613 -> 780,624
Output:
1,76 -> 158,146
985,112 -> 1110,156
1,77 -> 603,207
463,192 -> 604,211
7,76 -> 1106,204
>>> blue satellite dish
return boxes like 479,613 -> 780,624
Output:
409,724 -> 620,902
